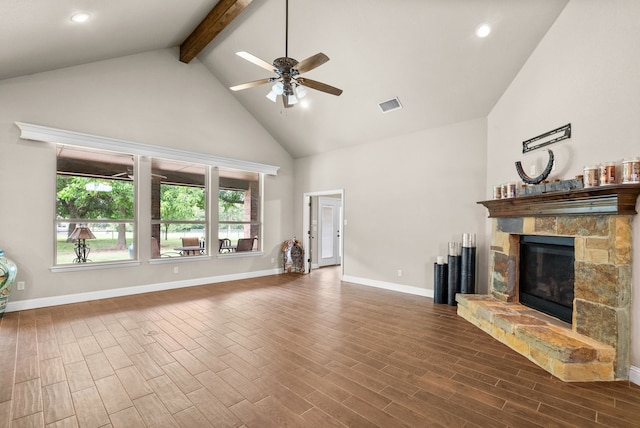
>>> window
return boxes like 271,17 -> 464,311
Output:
27,122 -> 277,267
56,145 -> 135,265
151,159 -> 207,258
218,168 -> 261,252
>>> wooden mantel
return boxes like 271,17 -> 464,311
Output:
478,184 -> 640,218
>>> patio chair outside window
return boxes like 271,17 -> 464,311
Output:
236,237 -> 256,252
181,237 -> 200,247
179,237 -> 203,255
219,238 -> 232,253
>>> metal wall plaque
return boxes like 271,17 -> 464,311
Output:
522,123 -> 571,153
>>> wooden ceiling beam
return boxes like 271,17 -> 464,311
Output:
180,0 -> 253,63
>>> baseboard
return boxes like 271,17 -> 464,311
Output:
5,267 -> 283,312
342,275 -> 433,298
629,365 -> 640,386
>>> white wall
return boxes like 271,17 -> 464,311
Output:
294,118 -> 488,294
0,48 -> 295,304
487,0 -> 640,374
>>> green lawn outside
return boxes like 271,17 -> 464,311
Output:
56,236 -> 195,264
56,228 -> 248,264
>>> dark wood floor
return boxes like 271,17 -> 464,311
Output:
1,267 -> 639,427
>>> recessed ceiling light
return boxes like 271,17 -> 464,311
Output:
70,12 -> 91,23
476,24 -> 491,38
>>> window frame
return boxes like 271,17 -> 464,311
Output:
16,122 -> 278,271
55,146 -> 137,267
217,168 -> 263,255
150,158 -> 208,259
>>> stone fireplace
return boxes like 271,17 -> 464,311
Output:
457,184 -> 640,382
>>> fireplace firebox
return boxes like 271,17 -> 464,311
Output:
519,235 -> 575,323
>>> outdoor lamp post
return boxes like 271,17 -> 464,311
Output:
69,225 -> 96,263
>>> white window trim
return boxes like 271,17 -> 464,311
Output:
25,122 -> 276,268
16,122 -> 279,176
51,261 -> 141,272
149,255 -> 212,265
217,251 -> 264,259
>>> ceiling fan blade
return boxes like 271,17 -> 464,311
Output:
112,172 -> 128,177
295,53 -> 330,74
230,78 -> 273,91
297,78 -> 343,96
236,51 -> 276,72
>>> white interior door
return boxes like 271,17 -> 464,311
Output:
318,197 -> 342,267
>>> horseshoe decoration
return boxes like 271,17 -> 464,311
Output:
515,149 -> 554,184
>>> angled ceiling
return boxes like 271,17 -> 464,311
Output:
0,0 -> 217,79
1,0 -> 569,159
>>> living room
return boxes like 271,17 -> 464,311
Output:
0,0 -> 639,424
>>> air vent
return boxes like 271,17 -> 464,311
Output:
378,97 -> 402,113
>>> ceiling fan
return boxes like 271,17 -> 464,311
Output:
113,168 -> 166,180
229,0 -> 343,108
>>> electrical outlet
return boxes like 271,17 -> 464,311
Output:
397,269 -> 402,277
530,164 -> 537,176
173,266 -> 179,274
271,258 -> 275,263
17,281 -> 25,290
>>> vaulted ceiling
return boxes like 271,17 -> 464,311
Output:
1,0 -> 569,159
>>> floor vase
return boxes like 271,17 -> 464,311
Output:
0,250 -> 17,317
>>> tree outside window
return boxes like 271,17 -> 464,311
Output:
56,146 -> 134,264
151,159 -> 207,258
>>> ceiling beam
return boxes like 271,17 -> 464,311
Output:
180,0 -> 253,64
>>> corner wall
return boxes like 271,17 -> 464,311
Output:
486,0 -> 640,378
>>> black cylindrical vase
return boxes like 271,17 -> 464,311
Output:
433,262 -> 448,304
447,255 -> 461,306
460,246 -> 476,294
460,233 -> 477,294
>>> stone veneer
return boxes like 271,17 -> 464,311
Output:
457,215 -> 632,381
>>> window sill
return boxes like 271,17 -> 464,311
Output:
51,260 -> 141,272
217,251 -> 263,259
149,255 -> 212,265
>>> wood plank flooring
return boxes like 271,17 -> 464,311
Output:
1,267 -> 639,427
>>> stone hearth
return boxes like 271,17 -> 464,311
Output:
457,294 -> 616,381
459,185 -> 640,382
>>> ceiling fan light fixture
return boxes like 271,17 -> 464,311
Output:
295,85 -> 307,99
266,91 -> 278,102
272,82 -> 284,95
230,0 -> 342,108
